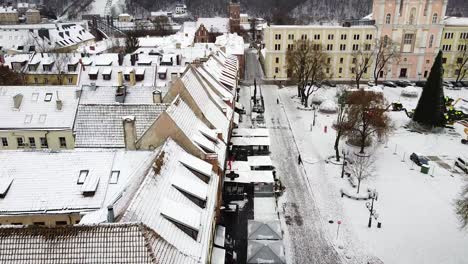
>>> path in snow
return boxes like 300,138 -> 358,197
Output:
241,49 -> 345,263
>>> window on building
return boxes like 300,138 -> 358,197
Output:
59,137 -> 67,148
340,44 -> 346,51
56,221 -> 67,225
409,8 -> 416,25
460,33 -> 468,39
274,44 -> 281,51
327,58 -> 331,64
442,57 -> 447,64
429,35 -> 434,48
351,68 -> 355,74
457,57 -> 463,64
288,34 -> 294,40
77,170 -> 88,184
28,137 -> 35,148
287,44 -> 294,50
44,78 -> 49,84
424,70 -> 428,77
352,44 -> 359,51
40,137 -> 48,148
341,34 -> 347,40
1,137 -> 8,147
67,77 -> 73,84
444,32 -> 454,39
275,57 -> 279,63
314,34 -> 320,40
327,44 -> 333,51
328,34 -> 334,40
16,137 -> 24,148
326,68 -> 330,74
403,34 -> 414,45
301,34 -> 307,40
353,34 -> 360,40
441,45 -> 452,51
275,67 -> 279,73
432,13 -> 438,24
366,34 -> 373,40
364,43 -> 371,51
33,222 -> 45,226
459,45 -> 467,51
386,14 -> 391,24
339,68 -> 343,73
339,57 -> 344,63
275,34 -> 281,40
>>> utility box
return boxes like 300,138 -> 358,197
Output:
421,164 -> 430,174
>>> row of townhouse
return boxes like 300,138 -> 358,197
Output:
0,49 -> 241,263
262,0 -> 468,82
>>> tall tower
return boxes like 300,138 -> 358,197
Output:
372,0 -> 448,80
229,0 -> 240,34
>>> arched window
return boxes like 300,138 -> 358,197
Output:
386,13 -> 391,24
429,34 -> 434,48
409,8 -> 416,25
432,13 -> 438,24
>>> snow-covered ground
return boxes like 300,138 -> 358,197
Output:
277,84 -> 468,264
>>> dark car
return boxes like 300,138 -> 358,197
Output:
395,80 -> 412,87
461,81 -> 468,87
415,81 -> 426,87
322,80 -> 337,87
383,81 -> 397,87
410,153 -> 430,166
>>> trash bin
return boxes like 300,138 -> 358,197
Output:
377,222 -> 382,228
421,164 -> 430,174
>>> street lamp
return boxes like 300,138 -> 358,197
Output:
366,189 -> 379,228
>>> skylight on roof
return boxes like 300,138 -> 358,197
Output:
38,114 -> 47,124
77,170 -> 88,184
81,173 -> 100,196
110,171 -> 120,184
24,114 -> 32,124
44,93 -> 53,102
31,92 -> 39,102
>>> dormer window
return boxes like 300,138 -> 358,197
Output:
28,63 -> 38,71
67,64 -> 78,72
43,63 -> 54,71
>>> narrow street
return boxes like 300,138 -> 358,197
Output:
240,49 -> 344,263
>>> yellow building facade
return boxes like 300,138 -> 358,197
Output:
262,25 -> 377,80
0,130 -> 75,150
23,73 -> 79,85
440,17 -> 468,79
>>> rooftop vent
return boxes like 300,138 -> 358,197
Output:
13,94 -> 23,109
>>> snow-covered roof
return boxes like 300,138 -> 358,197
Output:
79,85 -> 159,104
232,128 -> 270,137
231,136 -> 271,146
197,17 -> 230,33
74,104 -> 167,148
0,23 -> 94,52
254,197 -> 278,221
0,86 -> 79,130
0,223 -> 194,263
211,247 -> 226,264
225,170 -> 274,183
0,6 -> 17,13
247,240 -> 286,264
165,97 -> 227,169
444,16 -> 468,26
0,149 -> 157,215
248,220 -> 283,240
120,139 -> 219,264
180,67 -> 230,142
215,33 -> 245,56
247,156 -> 274,168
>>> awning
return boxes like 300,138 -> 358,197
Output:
233,112 -> 240,125
225,170 -> 274,183
211,247 -> 226,264
231,136 -> 270,146
232,128 -> 269,138
248,156 -> 274,168
214,225 -> 226,247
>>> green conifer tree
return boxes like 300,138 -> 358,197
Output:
413,51 -> 446,127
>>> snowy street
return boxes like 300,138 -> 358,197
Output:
241,49 -> 347,263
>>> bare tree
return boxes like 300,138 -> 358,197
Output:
344,89 -> 392,153
456,183 -> 468,228
333,89 -> 349,161
0,65 -> 24,85
351,45 -> 373,90
286,40 -> 330,107
453,39 -> 468,82
151,15 -> 170,36
372,37 -> 400,84
51,53 -> 71,85
348,152 -> 374,194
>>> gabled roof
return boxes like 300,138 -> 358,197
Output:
79,85 -> 158,104
0,149 -> 157,215
248,220 -> 283,240
247,240 -> 286,264
0,86 -> 79,130
0,223 -> 193,264
74,104 -> 168,148
180,67 -> 230,142
120,139 -> 219,264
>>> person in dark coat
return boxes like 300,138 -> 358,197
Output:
298,154 -> 303,165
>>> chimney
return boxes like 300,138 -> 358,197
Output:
176,54 -> 180,65
152,90 -> 162,103
115,86 -> 126,103
122,116 -> 137,150
56,99 -> 63,110
13,94 -> 23,109
117,70 -> 123,86
217,130 -> 223,141
118,53 -> 124,66
107,205 -> 115,222
130,54 -> 136,66
75,89 -> 82,99
129,70 -> 136,86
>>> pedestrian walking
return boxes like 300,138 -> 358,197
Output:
298,154 -> 303,165
277,98 -> 279,104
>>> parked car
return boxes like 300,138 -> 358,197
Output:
415,81 -> 426,87
322,80 -> 337,87
443,81 -> 454,88
383,81 -> 397,87
461,81 -> 468,87
367,81 -> 375,86
395,80 -> 412,87
455,156 -> 468,174
410,153 -> 430,166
